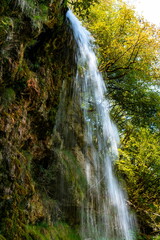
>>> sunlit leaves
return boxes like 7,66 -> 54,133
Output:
67,0 -> 98,17
85,0 -> 160,128
84,1 -> 160,235
116,128 -> 160,234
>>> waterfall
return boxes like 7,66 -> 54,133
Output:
55,9 -> 136,240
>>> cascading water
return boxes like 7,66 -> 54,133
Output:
55,9 -> 136,240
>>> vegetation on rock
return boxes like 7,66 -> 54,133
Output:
0,0 -> 77,239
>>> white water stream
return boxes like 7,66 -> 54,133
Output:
66,10 -> 136,240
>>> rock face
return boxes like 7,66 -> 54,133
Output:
0,1 -> 81,239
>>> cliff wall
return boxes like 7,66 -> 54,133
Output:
0,1 -> 79,239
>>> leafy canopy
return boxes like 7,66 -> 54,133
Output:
117,128 -> 160,235
67,0 -> 98,17
85,0 -> 160,129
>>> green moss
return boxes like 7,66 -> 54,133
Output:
1,88 -> 16,107
0,150 -> 37,239
22,151 -> 33,170
58,149 -> 87,201
152,236 -> 160,240
25,222 -> 81,240
0,235 -> 6,240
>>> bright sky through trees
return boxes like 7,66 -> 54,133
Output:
124,0 -> 160,26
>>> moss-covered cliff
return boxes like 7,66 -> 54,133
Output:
0,1 -> 82,239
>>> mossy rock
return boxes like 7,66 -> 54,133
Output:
25,222 -> 81,240
1,88 -> 16,107
0,152 -> 3,164
0,0 -> 76,239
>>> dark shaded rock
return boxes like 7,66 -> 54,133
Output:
0,1 -> 79,239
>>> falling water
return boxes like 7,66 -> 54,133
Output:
61,10 -> 136,240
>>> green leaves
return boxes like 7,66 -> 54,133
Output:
117,128 -> 160,235
85,0 -> 160,128
67,0 -> 98,17
84,1 -> 160,236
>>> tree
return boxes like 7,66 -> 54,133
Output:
116,128 -> 160,236
85,0 -> 160,129
84,1 -> 160,238
67,0 -> 98,17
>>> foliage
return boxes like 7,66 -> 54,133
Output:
0,148 -> 36,240
14,0 -> 49,30
152,236 -> 160,240
25,222 -> 80,240
85,0 -> 160,128
84,5 -> 160,237
67,0 -> 98,17
116,128 -> 160,236
0,235 -> 6,240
